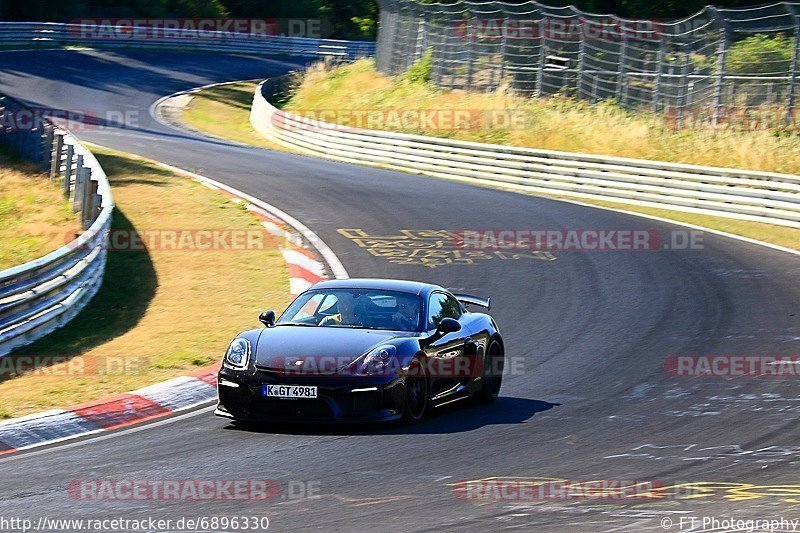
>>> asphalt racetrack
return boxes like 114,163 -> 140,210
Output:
0,49 -> 799,532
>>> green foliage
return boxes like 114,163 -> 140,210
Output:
727,33 -> 795,75
402,49 -> 433,85
166,0 -> 228,17
351,15 -> 377,39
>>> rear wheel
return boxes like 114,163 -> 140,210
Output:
402,358 -> 429,423
478,340 -> 503,403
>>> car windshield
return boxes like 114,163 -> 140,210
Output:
277,289 -> 424,332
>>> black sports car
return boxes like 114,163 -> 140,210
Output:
215,279 -> 504,424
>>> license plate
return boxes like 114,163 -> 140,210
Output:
263,384 -> 318,399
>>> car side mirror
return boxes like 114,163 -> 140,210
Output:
436,317 -> 461,335
259,310 -> 275,327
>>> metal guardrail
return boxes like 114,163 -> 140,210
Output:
0,96 -> 114,357
252,77 -> 800,228
0,24 -> 374,357
0,22 -> 375,59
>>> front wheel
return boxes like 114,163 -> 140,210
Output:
478,340 -> 503,403
402,359 -> 429,423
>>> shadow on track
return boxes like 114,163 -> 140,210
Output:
221,397 -> 560,436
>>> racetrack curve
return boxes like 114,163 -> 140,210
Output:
0,49 -> 799,532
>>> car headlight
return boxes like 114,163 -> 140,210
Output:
359,345 -> 397,375
224,338 -> 251,369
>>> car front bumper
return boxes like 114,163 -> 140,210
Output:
215,367 -> 405,424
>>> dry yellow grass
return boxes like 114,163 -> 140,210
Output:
174,61 -> 800,251
0,155 -> 80,269
1,148 -> 291,417
286,59 -> 800,175
284,59 -> 799,249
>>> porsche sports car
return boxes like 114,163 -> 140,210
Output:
215,278 -> 504,424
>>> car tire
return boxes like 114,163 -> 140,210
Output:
402,358 -> 429,424
478,340 -> 503,403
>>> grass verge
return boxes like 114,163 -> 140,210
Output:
1,147 -> 291,418
175,62 -> 799,251
0,152 -> 80,270
179,81 -> 283,150
286,59 -> 800,175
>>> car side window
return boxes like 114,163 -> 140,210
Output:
427,292 -> 462,329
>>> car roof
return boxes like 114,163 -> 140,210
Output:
310,278 -> 444,296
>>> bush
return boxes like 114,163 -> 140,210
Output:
403,49 -> 433,85
727,33 -> 795,75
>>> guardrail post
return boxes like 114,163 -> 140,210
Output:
82,178 -> 99,229
76,167 -> 92,220
49,132 -> 64,182
41,124 -> 54,169
72,155 -> 85,212
63,143 -> 74,197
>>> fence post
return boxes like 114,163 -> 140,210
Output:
465,14 -> 475,89
575,16 -> 587,99
535,17 -> 546,97
49,132 -> 64,183
497,16 -> 509,90
63,143 -> 74,197
784,3 -> 799,128
652,36 -> 666,113
615,18 -> 629,105
708,7 -> 731,127
677,48 -> 691,128
415,12 -> 427,58
433,12 -> 449,86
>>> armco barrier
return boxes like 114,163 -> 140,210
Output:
0,22 -> 374,59
0,26 -> 373,357
0,96 -> 113,357
251,77 -> 800,228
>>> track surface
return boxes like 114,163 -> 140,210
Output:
0,50 -> 799,532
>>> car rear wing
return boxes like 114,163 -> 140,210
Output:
452,293 -> 491,310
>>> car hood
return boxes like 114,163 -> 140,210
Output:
254,325 -> 414,370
